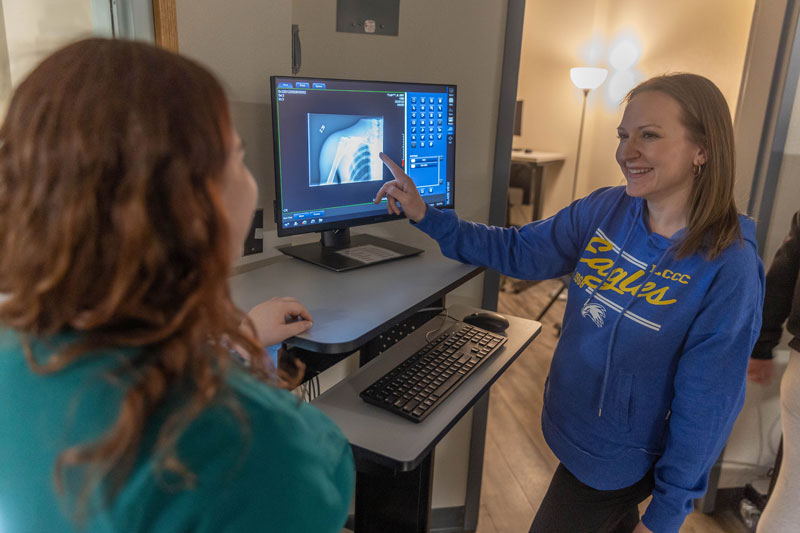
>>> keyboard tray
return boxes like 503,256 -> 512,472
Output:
360,321 -> 506,422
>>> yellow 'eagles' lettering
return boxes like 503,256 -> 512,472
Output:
580,238 -> 688,305
580,257 -> 615,277
642,286 -> 677,305
586,237 -> 614,253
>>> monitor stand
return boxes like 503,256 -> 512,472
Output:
277,228 -> 424,272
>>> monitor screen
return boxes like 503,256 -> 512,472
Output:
271,76 -> 456,236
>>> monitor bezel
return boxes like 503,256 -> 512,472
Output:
270,75 -> 457,238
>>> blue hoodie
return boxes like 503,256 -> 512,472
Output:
415,186 -> 764,533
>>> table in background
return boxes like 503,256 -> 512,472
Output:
510,150 -> 565,221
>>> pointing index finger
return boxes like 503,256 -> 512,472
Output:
379,152 -> 412,187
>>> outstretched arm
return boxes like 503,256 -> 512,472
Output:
374,152 -> 604,280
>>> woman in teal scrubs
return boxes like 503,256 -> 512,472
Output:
0,38 -> 353,532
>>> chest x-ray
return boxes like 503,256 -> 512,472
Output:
308,114 -> 384,186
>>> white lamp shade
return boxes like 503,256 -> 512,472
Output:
570,67 -> 608,90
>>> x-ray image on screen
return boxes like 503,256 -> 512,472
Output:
308,114 -> 384,186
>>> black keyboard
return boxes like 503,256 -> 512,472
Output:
360,321 -> 507,422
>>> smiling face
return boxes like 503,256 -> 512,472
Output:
616,91 -> 706,211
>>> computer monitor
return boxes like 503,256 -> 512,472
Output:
270,76 -> 457,271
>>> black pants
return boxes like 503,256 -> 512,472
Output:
529,464 -> 655,533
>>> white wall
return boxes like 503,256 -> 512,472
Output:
0,2 -> 10,112
0,0 -> 102,114
2,0 -> 94,86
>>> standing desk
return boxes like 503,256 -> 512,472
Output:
510,150 -> 565,221
229,236 -> 542,532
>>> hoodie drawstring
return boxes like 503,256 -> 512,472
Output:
596,248 -> 668,416
578,199 -> 671,417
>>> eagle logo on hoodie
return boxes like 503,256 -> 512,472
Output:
582,301 -> 606,328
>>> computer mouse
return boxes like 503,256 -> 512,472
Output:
462,311 -> 510,333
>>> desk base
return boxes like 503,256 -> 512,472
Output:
278,234 -> 423,272
355,451 -> 434,533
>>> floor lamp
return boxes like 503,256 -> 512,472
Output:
569,67 -> 608,201
527,68 -> 610,320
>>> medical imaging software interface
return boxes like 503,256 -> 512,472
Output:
272,77 -> 456,231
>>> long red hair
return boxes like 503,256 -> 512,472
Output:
0,38 -> 266,519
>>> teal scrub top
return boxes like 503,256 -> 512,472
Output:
0,329 -> 354,532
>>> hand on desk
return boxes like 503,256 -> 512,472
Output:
374,152 -> 427,222
248,297 -> 313,346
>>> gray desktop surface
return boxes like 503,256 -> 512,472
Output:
312,304 -> 541,470
228,237 -> 482,354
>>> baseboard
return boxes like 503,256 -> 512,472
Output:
344,505 -> 466,532
431,506 -> 466,532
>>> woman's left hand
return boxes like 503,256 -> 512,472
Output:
276,351 -> 306,390
247,297 -> 313,346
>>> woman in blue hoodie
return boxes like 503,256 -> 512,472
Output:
375,73 -> 764,533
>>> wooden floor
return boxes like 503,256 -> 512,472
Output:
476,278 -> 748,533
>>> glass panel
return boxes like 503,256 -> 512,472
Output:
110,0 -> 154,42
764,66 -> 800,261
91,0 -> 114,37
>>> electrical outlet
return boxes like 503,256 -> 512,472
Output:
243,208 -> 264,256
